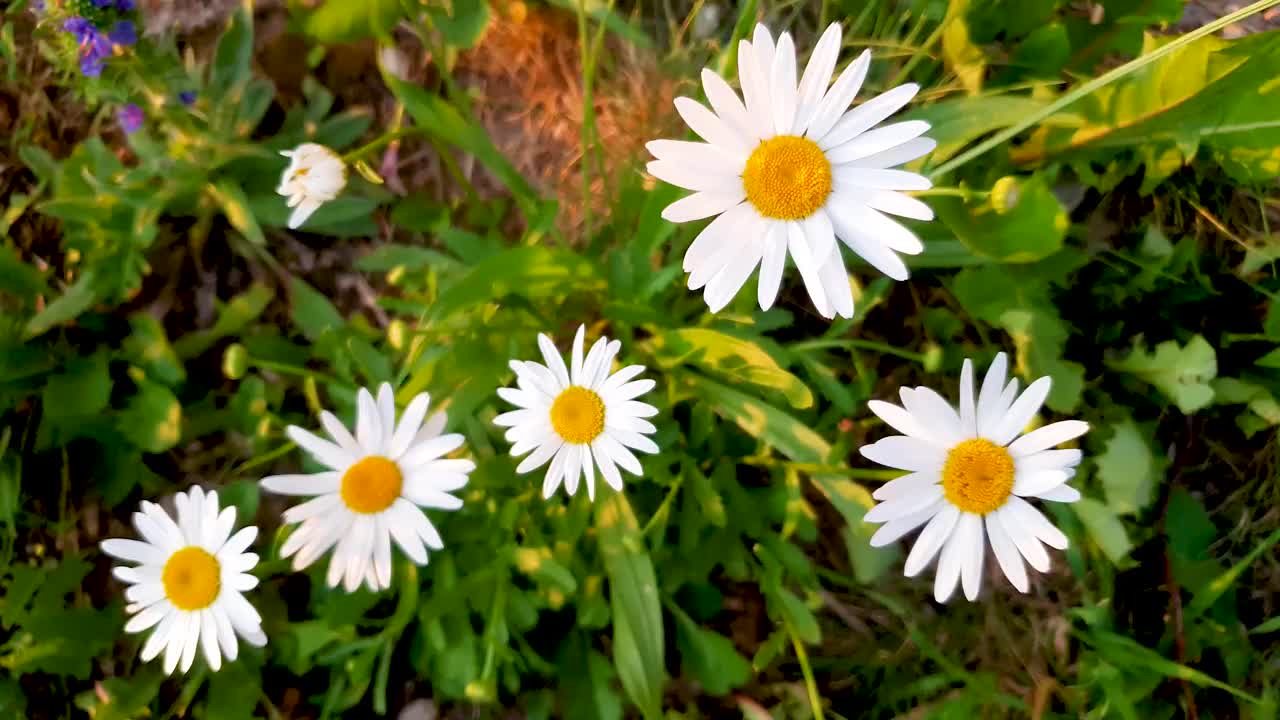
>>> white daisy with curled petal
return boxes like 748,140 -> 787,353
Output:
495,325 -> 659,500
100,486 -> 266,675
261,384 -> 473,593
277,143 -> 347,229
858,352 -> 1088,602
647,22 -> 935,318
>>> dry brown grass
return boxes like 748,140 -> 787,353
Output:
455,1 -> 681,237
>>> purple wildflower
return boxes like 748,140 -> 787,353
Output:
78,28 -> 112,78
178,91 -> 197,106
108,20 -> 136,47
116,0 -> 136,10
117,104 -> 144,134
63,17 -> 94,41
91,0 -> 114,7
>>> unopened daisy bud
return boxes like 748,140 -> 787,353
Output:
222,343 -> 248,379
276,143 -> 347,230
990,176 -> 1020,214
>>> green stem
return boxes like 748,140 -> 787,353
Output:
928,0 -> 1280,179
786,619 -> 825,720
247,358 -> 346,389
745,459 -> 900,480
792,338 -> 926,363
641,475 -> 685,537
341,128 -> 423,163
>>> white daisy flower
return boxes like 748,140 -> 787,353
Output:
858,352 -> 1088,602
100,487 -> 266,674
647,23 -> 935,319
277,143 -> 347,229
261,384 -> 473,593
495,325 -> 659,501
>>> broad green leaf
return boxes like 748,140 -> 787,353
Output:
951,264 -> 1085,411
596,494 -> 665,720
303,0 -> 402,42
647,328 -> 813,409
1095,420 -> 1163,515
1213,377 -> 1280,433
1165,488 -> 1222,596
290,278 -> 345,341
430,246 -> 602,321
173,284 -> 275,359
209,180 -> 265,245
117,381 -> 183,453
561,639 -> 623,720
670,604 -> 750,695
0,676 -> 23,718
42,352 -> 111,420
1073,497 -> 1135,567
933,173 -> 1068,263
388,76 -> 540,212
1085,630 -> 1261,704
942,0 -> 986,95
25,269 -> 101,338
209,0 -> 254,97
0,245 -> 45,301
1108,335 -> 1217,414
123,314 -> 186,386
206,661 -> 261,720
688,374 -> 829,464
428,0 -> 491,48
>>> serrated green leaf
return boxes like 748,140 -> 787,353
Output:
648,328 -> 813,409
951,264 -> 1085,411
1108,335 -> 1217,414
1096,420 -> 1163,515
670,604 -> 750,695
596,494 -> 665,720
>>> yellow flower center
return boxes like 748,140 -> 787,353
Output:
942,438 -> 1015,515
340,456 -> 403,514
742,135 -> 833,220
162,547 -> 221,611
550,386 -> 605,444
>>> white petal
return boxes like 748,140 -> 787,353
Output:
756,223 -> 788,310
701,68 -> 758,141
124,601 -> 169,634
932,514 -> 970,603
389,393 -> 432,459
213,606 -> 239,662
1007,421 -> 1090,457
662,192 -> 746,223
859,436 -> 946,471
818,84 -> 920,149
261,471 -> 340,496
594,447 -> 624,495
705,238 -> 762,313
975,353 -> 1009,435
287,198 -> 323,229
817,242 -> 855,319
542,446 -> 571,498
1016,448 -> 1084,473
864,484 -> 944,523
770,32 -> 798,135
861,190 -> 935,222
994,504 -> 1050,572
805,50 -> 870,141
200,610 -> 222,672
1012,469 -> 1070,498
958,513 -> 985,601
684,202 -> 758,273
827,200 -> 910,281
386,500 -> 429,564
320,411 -> 361,456
516,439 -> 563,473
826,121 -> 931,165
868,500 -> 943,547
218,526 -> 258,562
595,434 -> 643,476
851,136 -> 937,169
376,384 -> 397,453
288,425 -> 353,472
794,23 -> 842,134
180,612 -> 201,673
399,433 -> 465,468
866,400 -> 933,443
826,197 -> 923,255
373,516 -> 393,589
281,493 -> 342,525
986,377 -> 1052,446
569,325 -> 587,386
900,387 -> 964,447
673,97 -> 752,156
871,470 -> 940,502
833,166 -> 932,192
787,220 -> 833,318
537,333 -> 571,388
958,359 -> 977,437
101,539 -> 166,565
163,613 -> 189,674
645,162 -> 741,195
1036,484 -> 1081,503
646,139 -> 744,173
1004,496 -> 1068,549
563,444 -> 583,497
579,445 -> 596,501
903,505 -> 960,577
985,513 -> 1028,592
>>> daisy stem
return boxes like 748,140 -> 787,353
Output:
928,0 -> 1280,180
791,338 -> 926,363
748,461 -> 899,481
341,128 -> 423,164
641,475 -> 685,537
245,357 -> 347,389
786,619 -> 826,720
